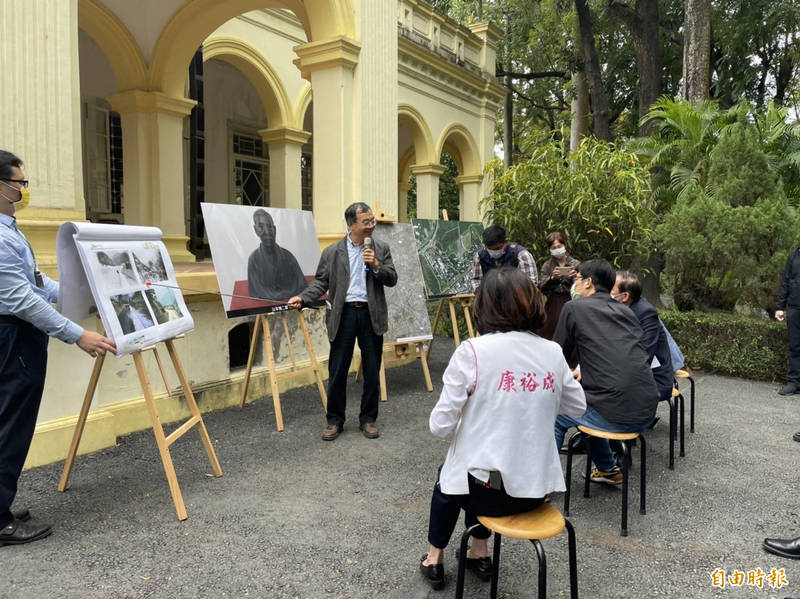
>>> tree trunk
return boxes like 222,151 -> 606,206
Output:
504,11 -> 514,165
682,0 -> 711,102
570,70 -> 590,152
574,0 -> 611,140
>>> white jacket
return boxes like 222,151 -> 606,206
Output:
431,331 -> 587,497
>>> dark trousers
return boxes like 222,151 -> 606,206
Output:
0,320 -> 48,527
326,305 -> 383,427
788,308 -> 800,384
427,469 -> 544,549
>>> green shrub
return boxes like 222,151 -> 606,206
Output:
482,137 -> 656,267
661,310 -> 788,382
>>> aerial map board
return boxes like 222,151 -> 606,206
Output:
374,222 -> 432,343
411,219 -> 484,299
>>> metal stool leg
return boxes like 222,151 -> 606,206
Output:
688,376 -> 696,432
620,441 -> 630,536
565,518 -> 579,599
531,539 -> 547,599
490,532 -> 502,599
584,436 -> 593,498
668,396 -> 676,470
564,432 -> 583,516
678,392 -> 686,457
455,523 -> 482,599
639,435 -> 647,515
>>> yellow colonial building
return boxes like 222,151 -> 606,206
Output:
0,0 -> 504,466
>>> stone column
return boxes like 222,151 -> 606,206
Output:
259,127 -> 311,210
294,37 -> 360,245
108,90 -> 196,262
397,181 -> 413,223
0,0 -> 85,273
455,174 -> 484,222
411,164 -> 446,220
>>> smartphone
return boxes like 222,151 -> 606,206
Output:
555,266 -> 572,276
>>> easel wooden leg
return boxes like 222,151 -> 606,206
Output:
379,359 -> 387,402
460,299 -> 475,338
426,299 -> 446,360
165,340 -> 222,478
297,311 -> 328,410
417,341 -> 434,392
448,298 -> 461,347
58,353 -> 106,492
239,314 -> 263,408
262,315 -> 284,431
132,351 -> 188,521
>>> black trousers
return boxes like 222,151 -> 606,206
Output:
326,305 -> 383,427
788,308 -> 800,384
427,468 -> 544,549
0,319 -> 48,528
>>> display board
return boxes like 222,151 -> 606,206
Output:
411,218 -> 484,298
374,222 -> 432,343
56,223 -> 194,357
201,203 -> 324,318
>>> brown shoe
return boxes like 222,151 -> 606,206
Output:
360,422 -> 380,439
322,424 -> 342,441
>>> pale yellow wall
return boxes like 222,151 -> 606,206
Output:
78,30 -> 118,99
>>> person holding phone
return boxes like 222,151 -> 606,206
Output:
538,231 -> 580,340
418,267 -> 586,590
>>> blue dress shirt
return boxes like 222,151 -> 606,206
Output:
0,214 -> 83,343
344,235 -> 369,303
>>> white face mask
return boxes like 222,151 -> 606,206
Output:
550,247 -> 566,258
487,248 -> 505,259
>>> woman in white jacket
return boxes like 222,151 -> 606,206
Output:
419,267 -> 587,590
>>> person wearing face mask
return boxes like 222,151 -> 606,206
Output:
471,225 -> 537,291
538,231 -> 580,340
611,271 -> 673,404
0,150 -> 116,547
288,203 -> 397,441
553,260 -> 659,485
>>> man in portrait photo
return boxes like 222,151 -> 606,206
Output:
247,209 -> 307,301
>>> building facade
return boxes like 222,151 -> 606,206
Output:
0,0 -> 504,466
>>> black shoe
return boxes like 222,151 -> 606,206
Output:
419,554 -> 444,590
11,509 -> 30,522
763,536 -> 800,559
559,436 -> 588,455
793,432 -> 800,443
454,548 -> 493,582
0,519 -> 52,547
779,383 -> 800,396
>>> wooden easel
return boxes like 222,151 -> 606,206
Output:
238,309 -> 327,431
58,337 -> 223,521
426,294 -> 475,359
355,340 -> 434,402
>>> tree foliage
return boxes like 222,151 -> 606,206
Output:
482,137 -> 655,267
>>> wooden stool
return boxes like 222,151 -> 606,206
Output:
564,425 -> 646,536
675,368 -> 696,432
455,503 -> 578,599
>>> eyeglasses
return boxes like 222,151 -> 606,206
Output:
1,179 -> 28,189
358,218 -> 377,227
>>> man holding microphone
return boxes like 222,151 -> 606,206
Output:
0,150 -> 116,546
288,203 -> 397,441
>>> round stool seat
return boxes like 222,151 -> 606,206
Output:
477,503 -> 565,540
674,368 -> 692,379
671,387 -> 681,397
576,425 -> 639,441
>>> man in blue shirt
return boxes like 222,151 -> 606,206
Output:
288,203 -> 397,441
0,150 -> 116,547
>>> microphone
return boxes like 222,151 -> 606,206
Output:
363,237 -> 373,271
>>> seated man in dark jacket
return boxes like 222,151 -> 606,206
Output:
553,260 -> 659,485
612,271 -> 673,402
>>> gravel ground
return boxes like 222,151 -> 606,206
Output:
3,337 -> 800,599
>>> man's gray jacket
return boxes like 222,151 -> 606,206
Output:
299,236 -> 397,341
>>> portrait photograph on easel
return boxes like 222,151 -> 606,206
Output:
201,203 -> 324,317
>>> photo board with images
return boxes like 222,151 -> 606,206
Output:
201,203 -> 324,318
56,223 -> 194,357
374,222 -> 432,343
411,218 -> 484,298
